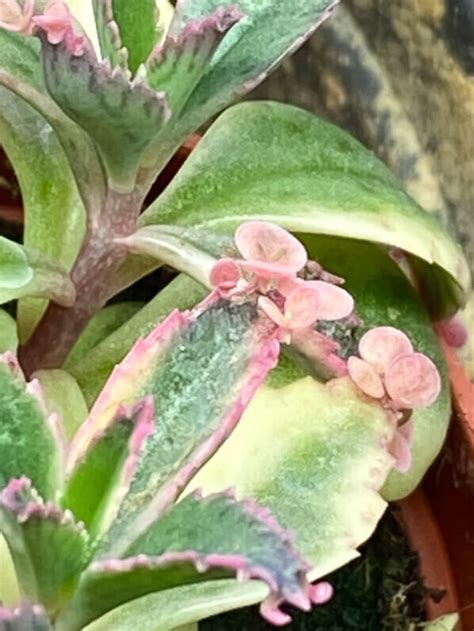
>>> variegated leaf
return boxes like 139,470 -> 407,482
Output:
58,491 -> 310,630
69,295 -> 279,558
0,478 -> 90,615
0,354 -> 63,499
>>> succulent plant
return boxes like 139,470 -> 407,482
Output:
0,0 -> 470,629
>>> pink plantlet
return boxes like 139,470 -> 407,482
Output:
33,0 -> 86,55
309,581 -> 334,605
258,284 -> 321,333
0,0 -> 34,34
436,316 -> 468,349
235,221 -> 307,280
358,326 -> 413,374
388,417 -> 414,473
305,280 -> 354,321
347,356 -> 385,399
384,352 -> 442,409
209,258 -> 242,290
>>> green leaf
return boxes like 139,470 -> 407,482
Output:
145,7 -> 241,117
69,297 -> 279,559
0,603 -> 52,630
187,376 -> 393,579
92,0 -> 128,71
141,102 -> 470,317
299,235 -> 451,500
0,355 -> 63,499
0,533 -> 20,607
61,492 -> 308,630
0,235 -> 32,288
32,370 -> 88,441
64,302 -> 144,371
38,34 -> 169,191
112,0 -> 160,74
0,309 -> 18,353
82,581 -> 266,631
0,29 -> 87,338
62,400 -> 153,540
423,614 -> 459,631
68,275 -> 207,406
0,478 -> 90,615
167,0 -> 338,135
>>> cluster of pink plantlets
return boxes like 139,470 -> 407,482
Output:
347,326 -> 441,471
211,221 -> 354,342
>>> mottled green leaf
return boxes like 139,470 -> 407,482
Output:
142,102 -> 470,317
188,377 -> 393,579
38,34 -> 169,190
62,400 -> 153,540
61,492 -> 308,630
68,275 -> 206,406
92,0 -> 128,71
300,235 -> 451,500
83,581 -> 266,631
167,0 -> 338,135
32,369 -> 88,441
0,533 -> 19,607
112,0 -> 160,73
0,478 -> 90,615
0,355 -> 63,499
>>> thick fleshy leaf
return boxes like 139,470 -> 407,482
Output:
0,603 -> 51,631
61,491 -> 310,629
69,295 -> 279,558
64,301 -> 143,370
0,354 -> 63,499
0,28 -> 89,337
82,580 -> 267,631
141,102 -> 470,316
187,377 -> 394,579
111,0 -> 160,74
166,0 -> 338,136
92,0 -> 128,70
0,478 -> 90,614
62,399 -> 154,540
146,7 -> 242,116
67,275 -> 207,406
32,369 -> 88,441
423,614 -> 459,631
38,33 -> 170,190
0,250 -> 76,308
0,309 -> 18,353
0,235 -> 32,288
299,235 -> 451,500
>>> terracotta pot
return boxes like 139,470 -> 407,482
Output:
1,139 -> 472,629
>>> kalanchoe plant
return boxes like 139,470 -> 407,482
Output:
0,0 -> 471,629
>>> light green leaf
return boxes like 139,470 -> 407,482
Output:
0,309 -> 18,353
68,275 -> 206,406
187,376 -> 394,579
299,235 -> 451,500
142,102 -> 470,317
32,369 -> 88,441
0,355 -> 64,499
111,0 -> 160,74
167,0 -> 338,135
0,29 -> 87,338
64,302 -> 143,370
0,478 -> 90,614
0,235 -> 32,288
82,581 -> 265,631
422,614 -> 459,631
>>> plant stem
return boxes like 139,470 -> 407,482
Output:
18,189 -> 144,376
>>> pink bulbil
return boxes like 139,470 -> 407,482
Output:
33,1 -> 86,55
0,0 -> 34,34
347,326 -> 442,472
210,221 -> 354,337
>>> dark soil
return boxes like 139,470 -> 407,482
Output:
201,507 -> 430,631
